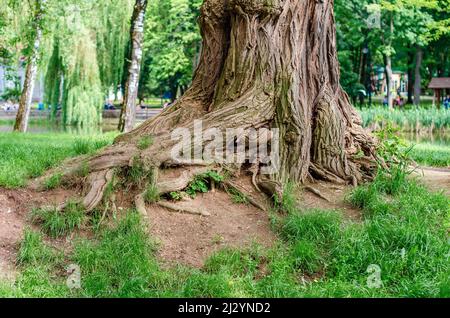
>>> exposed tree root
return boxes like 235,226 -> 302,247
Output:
134,192 -> 148,220
83,169 -> 114,212
304,186 -> 331,202
156,200 -> 210,217
223,180 -> 267,212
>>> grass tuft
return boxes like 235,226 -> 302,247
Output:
30,201 -> 86,238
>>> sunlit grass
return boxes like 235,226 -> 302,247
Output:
409,143 -> 450,168
0,132 -> 116,188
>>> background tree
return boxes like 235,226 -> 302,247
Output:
140,0 -> 202,101
14,0 -> 46,132
118,0 -> 148,133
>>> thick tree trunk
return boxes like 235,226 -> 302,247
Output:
118,0 -> 148,133
43,0 -> 376,211
414,47 -> 423,107
14,0 -> 45,132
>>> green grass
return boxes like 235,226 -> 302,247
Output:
144,184 -> 160,203
2,173 -> 448,298
30,201 -> 86,238
0,132 -> 116,188
409,143 -> 450,167
137,135 -> 153,150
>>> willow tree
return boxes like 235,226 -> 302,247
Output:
44,2 -> 105,127
96,0 -> 134,98
119,0 -> 148,133
40,0 -> 377,213
14,0 -> 46,132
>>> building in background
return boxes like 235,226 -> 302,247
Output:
371,67 -> 408,97
0,64 -> 44,103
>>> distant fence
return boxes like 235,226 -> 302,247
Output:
0,108 -> 164,121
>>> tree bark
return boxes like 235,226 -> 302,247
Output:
414,46 -> 423,107
118,0 -> 148,133
44,0 -> 377,211
14,0 -> 45,132
383,54 -> 393,109
407,46 -> 414,104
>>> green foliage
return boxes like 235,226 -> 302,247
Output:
359,107 -> 450,131
169,191 -> 183,201
141,0 -> 202,99
127,157 -> 148,186
274,182 -> 297,214
30,201 -> 86,238
186,171 -> 224,198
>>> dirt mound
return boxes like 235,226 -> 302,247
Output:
146,190 -> 276,268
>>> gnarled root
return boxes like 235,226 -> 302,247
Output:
156,200 -> 210,217
83,169 -> 114,212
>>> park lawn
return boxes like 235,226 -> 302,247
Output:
0,132 -> 116,188
409,143 -> 450,168
0,172 -> 448,298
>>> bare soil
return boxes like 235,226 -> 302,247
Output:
416,167 -> 450,196
146,190 -> 275,268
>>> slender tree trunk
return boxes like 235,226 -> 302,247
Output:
381,14 -> 394,109
45,0 -> 377,212
118,0 -> 148,133
414,46 -> 423,107
384,54 -> 393,108
14,0 -> 45,132
407,46 -> 414,104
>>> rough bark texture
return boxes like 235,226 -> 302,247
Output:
414,46 -> 423,107
14,0 -> 45,132
118,0 -> 148,133
43,0 -> 377,211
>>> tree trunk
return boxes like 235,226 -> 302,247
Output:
118,0 -> 148,133
407,46 -> 414,104
43,0 -> 377,211
414,47 -> 423,107
384,54 -> 393,109
14,0 -> 45,132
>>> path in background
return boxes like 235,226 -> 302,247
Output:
417,167 -> 450,196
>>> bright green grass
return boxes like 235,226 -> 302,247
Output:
409,143 -> 450,168
0,132 -> 116,188
1,174 -> 448,298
